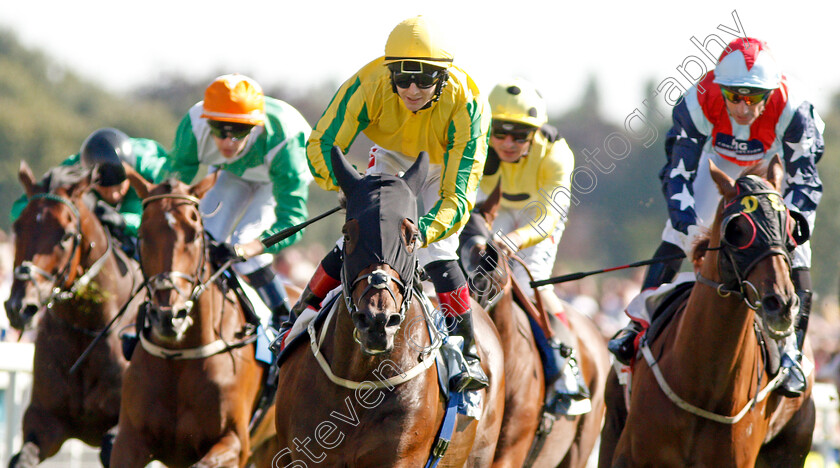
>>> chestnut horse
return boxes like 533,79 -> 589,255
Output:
5,162 -> 141,467
110,172 -> 288,467
458,189 -> 609,468
599,157 -> 816,467
274,148 -> 505,467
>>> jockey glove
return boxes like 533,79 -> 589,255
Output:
209,240 -> 239,267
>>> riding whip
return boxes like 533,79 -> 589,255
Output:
261,206 -> 341,248
530,252 -> 686,287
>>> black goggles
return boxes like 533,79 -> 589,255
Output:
491,124 -> 534,143
208,121 -> 254,141
392,71 -> 441,89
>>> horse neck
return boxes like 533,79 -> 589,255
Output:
672,252 -> 758,385
325,298 -> 431,384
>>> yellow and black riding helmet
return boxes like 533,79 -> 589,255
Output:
383,16 -> 453,103
80,128 -> 134,187
488,78 -> 548,131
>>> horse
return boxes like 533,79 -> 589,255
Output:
274,148 -> 505,467
5,161 -> 142,467
458,185 -> 609,468
599,156 -> 816,467
109,169 -> 291,467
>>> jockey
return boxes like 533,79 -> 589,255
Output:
608,37 -> 824,398
164,74 -> 312,330
480,78 -> 590,410
300,16 -> 491,392
10,127 -> 169,258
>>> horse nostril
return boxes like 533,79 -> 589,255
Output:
386,314 -> 402,328
761,294 -> 781,313
352,312 -> 370,330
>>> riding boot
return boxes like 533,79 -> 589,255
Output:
448,311 -> 490,392
641,241 -> 683,291
777,289 -> 812,398
607,320 -> 644,366
247,267 -> 292,331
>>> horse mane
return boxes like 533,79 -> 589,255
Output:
37,164 -> 89,193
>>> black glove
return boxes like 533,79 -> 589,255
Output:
208,240 -> 239,267
94,200 -> 127,232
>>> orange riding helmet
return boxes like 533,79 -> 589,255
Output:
201,74 -> 266,125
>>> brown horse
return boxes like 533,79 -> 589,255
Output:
599,157 -> 816,467
110,171 -> 289,467
5,161 -> 142,467
274,148 -> 505,467
458,189 -> 609,468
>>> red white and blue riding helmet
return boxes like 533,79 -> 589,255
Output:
713,37 -> 782,91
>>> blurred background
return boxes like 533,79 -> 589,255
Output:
0,1 -> 838,465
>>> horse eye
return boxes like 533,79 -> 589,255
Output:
61,232 -> 75,243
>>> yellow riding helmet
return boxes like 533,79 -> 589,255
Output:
201,74 -> 266,125
383,16 -> 453,69
489,79 -> 548,129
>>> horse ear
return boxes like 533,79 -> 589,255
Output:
709,159 -> 736,200
125,163 -> 153,199
330,146 -> 362,193
190,171 -> 218,199
19,161 -> 36,197
480,179 -> 502,226
401,152 -> 429,195
767,154 -> 784,191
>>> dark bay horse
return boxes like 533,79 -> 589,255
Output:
110,170 -> 287,467
5,162 -> 142,467
458,187 -> 609,468
599,157 -> 816,467
274,148 -> 505,467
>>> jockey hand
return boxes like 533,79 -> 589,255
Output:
208,240 -> 239,265
494,231 -> 522,259
235,239 -> 265,259
680,225 -> 704,255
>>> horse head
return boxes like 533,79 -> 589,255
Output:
128,168 -> 215,341
704,155 -> 809,338
331,146 -> 427,355
458,181 -> 506,309
5,161 -> 99,330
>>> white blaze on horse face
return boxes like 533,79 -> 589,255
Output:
165,212 -> 177,227
36,212 -> 42,223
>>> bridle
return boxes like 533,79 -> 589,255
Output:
13,192 -> 113,311
340,258 -> 416,328
695,179 -> 799,311
138,192 -> 255,359
139,193 -> 237,328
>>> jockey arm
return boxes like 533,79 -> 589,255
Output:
418,95 -> 490,246
779,102 -> 824,226
659,96 -> 708,235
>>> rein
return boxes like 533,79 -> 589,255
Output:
308,288 -> 442,390
639,338 -> 784,424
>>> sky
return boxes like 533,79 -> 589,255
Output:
1,0 -> 839,124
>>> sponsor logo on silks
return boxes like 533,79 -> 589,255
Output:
713,133 -> 766,165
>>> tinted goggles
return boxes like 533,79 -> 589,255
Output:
720,87 -> 771,106
208,121 -> 254,141
392,71 -> 441,89
491,125 -> 534,143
